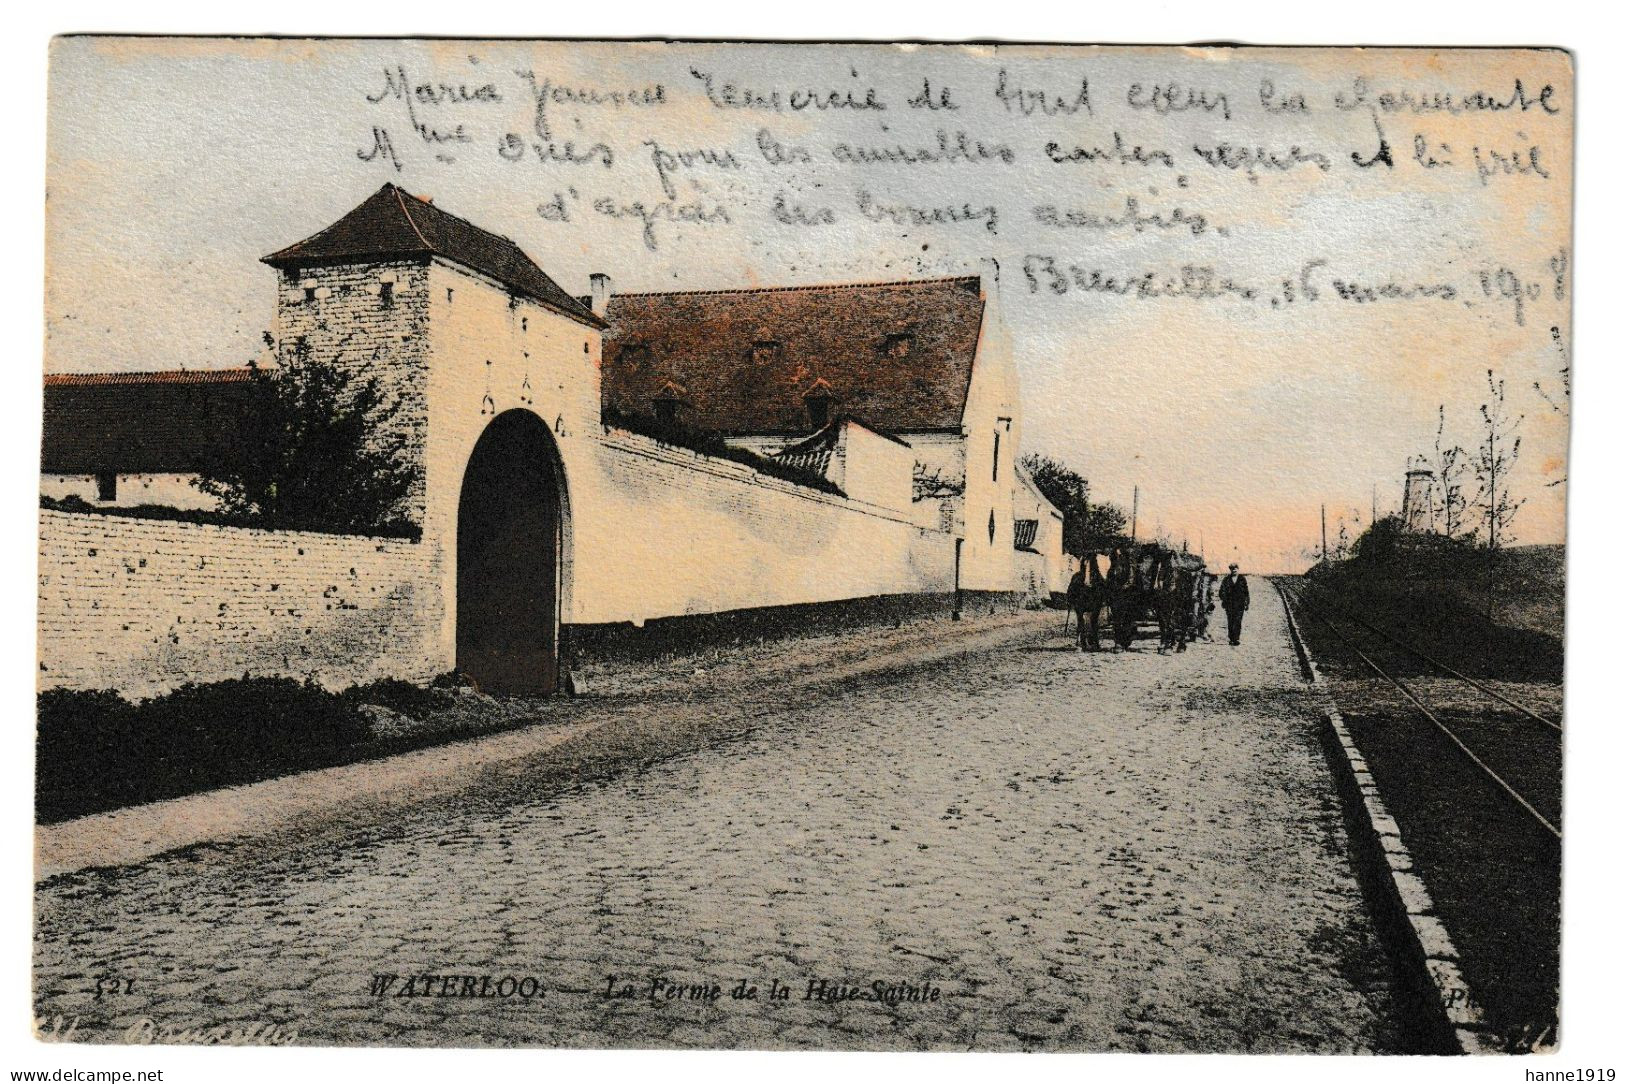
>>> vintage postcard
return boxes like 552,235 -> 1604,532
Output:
33,38 -> 1570,1054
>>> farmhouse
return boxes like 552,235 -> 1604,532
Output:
39,183 -> 1065,697
42,368 -> 254,510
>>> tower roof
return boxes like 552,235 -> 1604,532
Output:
262,184 -> 602,327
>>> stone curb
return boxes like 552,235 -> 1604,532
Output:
1274,583 -> 1497,1056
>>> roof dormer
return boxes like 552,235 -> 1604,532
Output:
802,378 -> 836,429
652,380 -> 688,425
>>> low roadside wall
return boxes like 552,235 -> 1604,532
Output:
37,509 -> 440,697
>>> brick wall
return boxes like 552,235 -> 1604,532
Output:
37,510 -> 440,696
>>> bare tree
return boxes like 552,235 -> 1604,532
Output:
912,462 -> 965,500
1432,406 -> 1471,538
1533,325 -> 1570,489
1472,369 -> 1526,622
1472,369 -> 1526,553
1331,508 -> 1361,560
1533,325 -> 1571,419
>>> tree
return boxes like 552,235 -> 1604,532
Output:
1352,514 -> 1408,565
1472,369 -> 1526,623
1330,507 -> 1362,560
1019,453 -> 1088,554
194,339 -> 418,536
1472,368 -> 1526,553
1018,453 -> 1129,554
1533,324 -> 1571,420
1534,325 -> 1570,489
1432,405 -> 1471,539
1078,500 -> 1131,552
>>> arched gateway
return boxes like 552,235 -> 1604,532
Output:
456,409 -> 566,696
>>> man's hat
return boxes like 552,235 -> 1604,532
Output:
1228,563 -> 1239,571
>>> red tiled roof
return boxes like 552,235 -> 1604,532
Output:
600,276 -> 985,435
42,369 -> 256,474
263,184 -> 602,328
44,369 -> 254,388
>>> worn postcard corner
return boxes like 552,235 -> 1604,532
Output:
34,37 -> 1568,1057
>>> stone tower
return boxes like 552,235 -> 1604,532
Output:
1400,461 -> 1436,534
261,183 -> 607,692
261,183 -> 607,530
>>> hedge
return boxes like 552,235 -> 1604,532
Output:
37,677 -> 374,823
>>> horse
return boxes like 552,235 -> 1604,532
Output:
1150,552 -> 1185,653
1106,545 -> 1205,654
1107,544 -> 1144,650
1068,552 -> 1110,650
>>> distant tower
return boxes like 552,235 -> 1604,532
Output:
1400,459 -> 1436,533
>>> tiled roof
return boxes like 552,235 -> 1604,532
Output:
42,369 -> 255,474
601,276 -> 985,435
773,444 -> 834,479
768,415 -> 909,480
263,184 -> 601,327
45,369 -> 254,388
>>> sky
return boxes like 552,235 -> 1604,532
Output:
44,39 -> 1573,572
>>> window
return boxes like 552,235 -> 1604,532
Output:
303,286 -> 316,303
806,394 -> 831,429
379,281 -> 394,309
992,431 -> 1001,481
95,471 -> 116,502
881,333 -> 914,358
752,340 -> 781,365
653,382 -> 686,424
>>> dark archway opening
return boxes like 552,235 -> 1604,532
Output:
456,410 -> 564,696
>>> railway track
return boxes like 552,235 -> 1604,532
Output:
1275,578 -> 1562,844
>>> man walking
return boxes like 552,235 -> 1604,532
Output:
1218,562 -> 1250,646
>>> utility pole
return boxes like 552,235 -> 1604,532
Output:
951,538 -> 963,621
1131,485 -> 1139,543
1320,504 -> 1328,562
1372,485 -> 1377,526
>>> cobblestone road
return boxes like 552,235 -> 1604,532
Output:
35,587 -> 1412,1051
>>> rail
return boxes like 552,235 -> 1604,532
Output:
1275,580 -> 1561,843
1303,587 -> 1560,734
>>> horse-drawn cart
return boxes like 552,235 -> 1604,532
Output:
1066,542 -> 1209,652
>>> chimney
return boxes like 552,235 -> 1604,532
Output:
590,273 -> 612,317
